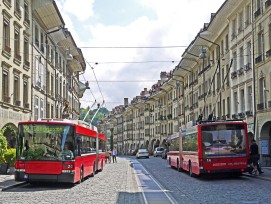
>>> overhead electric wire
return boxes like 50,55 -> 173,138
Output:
86,80 -> 157,82
79,45 -> 187,49
87,60 -> 178,64
81,73 -> 96,101
85,60 -> 105,102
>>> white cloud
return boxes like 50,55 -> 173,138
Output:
56,0 -> 95,22
55,0 -> 225,110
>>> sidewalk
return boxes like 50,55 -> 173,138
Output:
243,167 -> 271,181
0,174 -> 24,191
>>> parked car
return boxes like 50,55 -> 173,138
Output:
153,147 -> 164,157
129,149 -> 136,156
136,149 -> 149,159
161,149 -> 168,159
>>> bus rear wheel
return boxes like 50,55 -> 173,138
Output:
99,161 -> 103,172
189,162 -> 193,177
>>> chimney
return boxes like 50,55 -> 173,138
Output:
144,88 -> 147,94
124,98 -> 128,107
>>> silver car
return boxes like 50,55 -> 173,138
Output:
136,149 -> 149,159
153,147 -> 164,157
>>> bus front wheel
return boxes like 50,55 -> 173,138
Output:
91,164 -> 95,177
79,167 -> 84,183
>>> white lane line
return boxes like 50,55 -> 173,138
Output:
130,160 -> 148,204
131,159 -> 178,204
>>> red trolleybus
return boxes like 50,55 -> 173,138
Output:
15,118 -> 106,184
167,120 -> 250,176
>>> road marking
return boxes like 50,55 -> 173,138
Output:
130,159 -> 178,204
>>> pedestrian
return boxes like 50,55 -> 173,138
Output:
105,149 -> 111,163
249,139 -> 264,174
112,148 -> 117,163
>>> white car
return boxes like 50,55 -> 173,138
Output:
153,147 -> 164,157
136,149 -> 149,159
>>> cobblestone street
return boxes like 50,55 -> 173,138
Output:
0,157 -> 144,204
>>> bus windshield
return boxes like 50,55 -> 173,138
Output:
17,123 -> 75,161
201,124 -> 247,157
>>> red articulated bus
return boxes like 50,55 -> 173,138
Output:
15,118 -> 106,184
167,120 -> 250,176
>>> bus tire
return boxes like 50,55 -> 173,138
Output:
189,162 -> 193,177
100,161 -> 104,172
79,167 -> 84,183
177,159 -> 181,172
90,163 -> 95,177
168,158 -> 172,167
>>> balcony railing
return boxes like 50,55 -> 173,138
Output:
257,103 -> 264,110
266,0 -> 271,8
255,54 -> 263,64
244,63 -> 252,71
231,71 -> 237,79
3,96 -> 11,103
254,8 -> 261,19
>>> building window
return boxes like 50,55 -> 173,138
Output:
14,26 -> 21,60
221,40 -> 224,56
247,86 -> 252,111
2,69 -> 9,102
245,4 -> 251,27
56,75 -> 59,97
225,34 -> 229,51
60,77 -> 62,98
40,31 -> 44,53
3,17 -> 10,52
234,92 -> 238,113
232,18 -> 236,40
239,47 -> 244,68
233,51 -> 237,71
259,77 -> 265,104
240,89 -> 245,112
40,98 -> 44,119
46,103 -> 50,118
55,51 -> 59,66
34,96 -> 39,120
35,57 -> 44,88
34,25 -> 39,47
238,11 -> 243,33
51,74 -> 54,96
23,79 -> 28,106
24,1 -> 30,24
227,97 -> 230,116
24,37 -> 29,65
46,70 -> 50,93
246,42 -> 252,65
51,46 -> 54,64
13,75 -> 20,105
51,104 -> 54,118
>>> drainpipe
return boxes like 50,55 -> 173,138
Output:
251,0 -> 257,139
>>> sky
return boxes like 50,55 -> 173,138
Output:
55,0 -> 226,111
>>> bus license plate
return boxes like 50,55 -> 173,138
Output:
24,174 -> 28,179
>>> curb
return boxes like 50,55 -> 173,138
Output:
1,182 -> 26,191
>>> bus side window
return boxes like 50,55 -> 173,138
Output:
76,137 -> 82,156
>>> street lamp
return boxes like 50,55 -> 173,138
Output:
198,33 -> 221,119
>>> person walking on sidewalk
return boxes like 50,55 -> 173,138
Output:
249,139 -> 264,174
112,148 -> 117,163
105,149 -> 111,163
